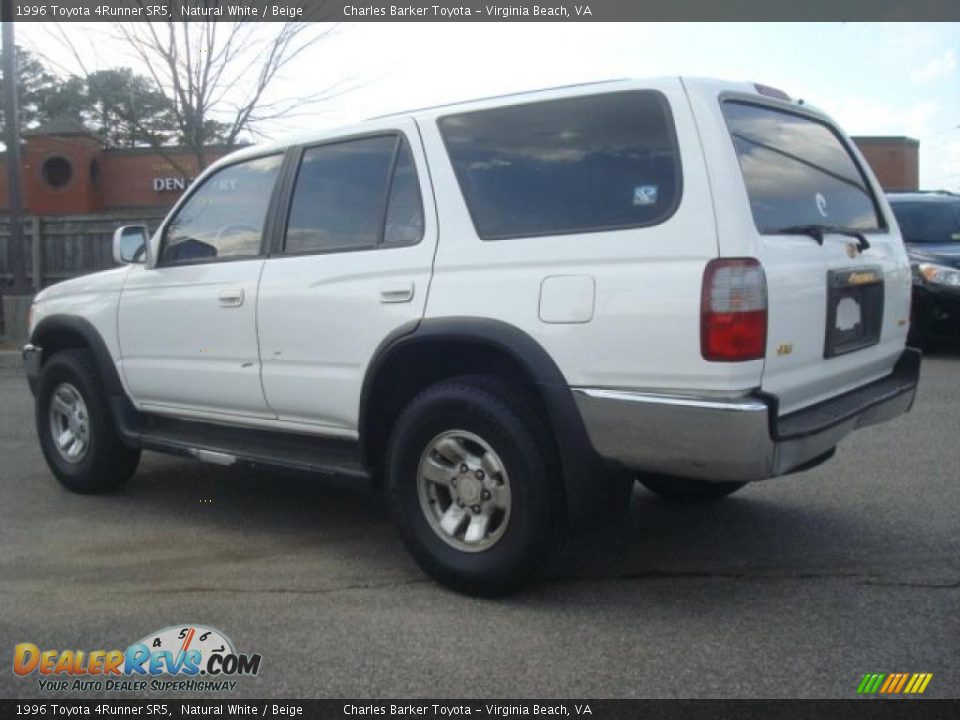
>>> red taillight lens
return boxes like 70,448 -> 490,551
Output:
701,258 -> 767,362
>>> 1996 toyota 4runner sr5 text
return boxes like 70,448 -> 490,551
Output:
23,78 -> 921,595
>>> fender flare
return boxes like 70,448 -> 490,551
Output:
359,317 -> 630,531
29,315 -> 141,446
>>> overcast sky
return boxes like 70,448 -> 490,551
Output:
18,21 -> 960,190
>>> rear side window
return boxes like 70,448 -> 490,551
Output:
284,135 -> 424,254
161,154 -> 282,265
889,201 -> 960,244
722,101 -> 882,232
439,91 -> 681,240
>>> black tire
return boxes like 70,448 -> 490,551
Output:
638,474 -> 745,503
35,349 -> 140,493
386,375 -> 565,596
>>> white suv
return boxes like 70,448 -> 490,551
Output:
23,78 -> 920,595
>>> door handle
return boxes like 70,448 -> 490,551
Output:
218,288 -> 245,307
379,282 -> 414,304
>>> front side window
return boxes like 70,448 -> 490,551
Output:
160,154 -> 283,265
722,101 -> 883,232
284,135 -> 424,254
438,90 -> 681,240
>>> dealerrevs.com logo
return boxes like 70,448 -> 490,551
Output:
13,625 -> 262,693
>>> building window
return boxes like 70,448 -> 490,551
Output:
42,156 -> 73,189
90,159 -> 101,186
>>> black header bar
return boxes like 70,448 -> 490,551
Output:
2,700 -> 960,719
2,0 -> 960,22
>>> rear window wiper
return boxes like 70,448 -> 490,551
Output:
770,224 -> 871,253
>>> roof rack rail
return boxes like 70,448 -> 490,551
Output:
367,78 -> 630,120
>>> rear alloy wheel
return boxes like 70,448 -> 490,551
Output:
387,376 -> 565,596
638,474 -> 745,503
417,429 -> 513,553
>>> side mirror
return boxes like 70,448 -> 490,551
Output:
112,225 -> 148,265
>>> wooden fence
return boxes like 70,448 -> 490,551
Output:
0,211 -> 166,288
0,211 -> 166,336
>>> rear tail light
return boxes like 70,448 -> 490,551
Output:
701,258 -> 767,362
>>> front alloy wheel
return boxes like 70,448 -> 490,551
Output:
48,382 -> 91,464
35,349 -> 140,493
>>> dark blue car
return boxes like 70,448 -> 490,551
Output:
887,191 -> 960,345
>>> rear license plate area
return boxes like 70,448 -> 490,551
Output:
824,267 -> 884,358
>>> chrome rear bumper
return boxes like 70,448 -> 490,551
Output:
572,348 -> 921,482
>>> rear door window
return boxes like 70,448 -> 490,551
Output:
438,90 -> 681,240
284,135 -> 424,254
722,101 -> 883,233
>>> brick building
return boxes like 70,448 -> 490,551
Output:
0,118 -> 235,215
851,136 -> 919,192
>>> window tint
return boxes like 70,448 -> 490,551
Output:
722,101 -> 882,232
383,141 -> 425,246
438,91 -> 681,240
285,135 -> 422,254
889,200 -> 960,244
161,154 -> 282,264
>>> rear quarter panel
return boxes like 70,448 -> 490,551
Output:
419,78 -> 763,395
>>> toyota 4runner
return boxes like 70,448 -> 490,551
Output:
23,78 -> 921,595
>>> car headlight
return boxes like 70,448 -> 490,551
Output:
916,262 -> 960,288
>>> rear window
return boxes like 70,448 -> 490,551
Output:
722,101 -> 883,233
889,200 -> 960,244
439,91 -> 681,240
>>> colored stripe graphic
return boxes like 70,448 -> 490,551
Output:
858,673 -> 932,694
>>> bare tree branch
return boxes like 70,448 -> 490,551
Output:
34,11 -> 347,173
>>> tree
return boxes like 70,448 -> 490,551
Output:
107,16 -> 347,170
85,68 -> 178,148
0,46 -> 61,134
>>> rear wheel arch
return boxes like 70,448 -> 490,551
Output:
359,318 -> 629,531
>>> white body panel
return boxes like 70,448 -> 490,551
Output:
417,78 -> 762,396
29,266 -> 131,379
118,260 -> 272,417
256,120 -> 438,429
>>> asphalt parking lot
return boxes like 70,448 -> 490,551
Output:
1,352 -> 957,700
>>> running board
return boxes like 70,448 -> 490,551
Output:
136,415 -> 371,481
